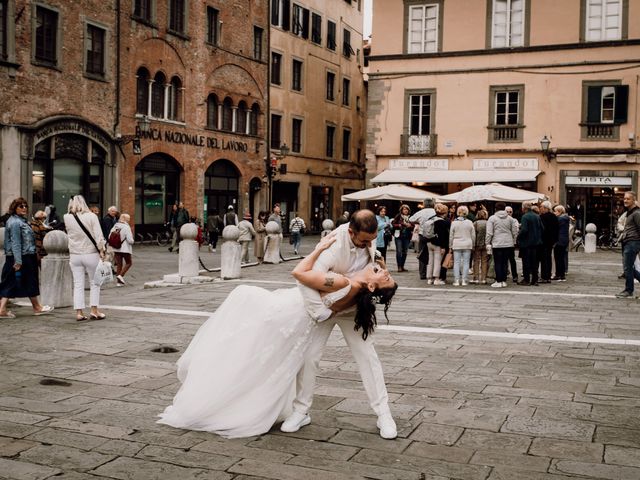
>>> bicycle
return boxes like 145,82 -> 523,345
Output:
156,223 -> 172,246
571,230 -> 585,252
597,231 -> 621,250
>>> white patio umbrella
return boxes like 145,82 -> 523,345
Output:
438,183 -> 546,203
341,184 -> 441,202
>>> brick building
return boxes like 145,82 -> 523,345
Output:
0,0 -> 269,233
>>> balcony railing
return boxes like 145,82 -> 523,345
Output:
488,125 -> 522,143
586,124 -> 615,139
401,134 -> 437,155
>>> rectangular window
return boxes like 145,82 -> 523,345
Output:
326,71 -> 335,101
271,52 -> 282,85
311,12 -> 322,44
134,0 -> 152,22
292,4 -> 309,38
168,0 -> 185,34
327,20 -> 336,50
495,91 -> 519,125
271,0 -> 290,30
586,0 -> 622,41
292,59 -> 303,91
409,94 -> 431,135
326,125 -> 335,158
270,114 -> 282,149
583,83 -> 628,139
342,28 -> 353,58
0,0 -> 8,59
292,118 -> 302,153
408,4 -> 438,53
600,86 -> 615,123
35,6 -> 58,65
492,0 -> 525,47
207,6 -> 219,45
271,0 -> 280,25
342,129 -> 351,160
342,78 -> 350,106
253,26 -> 263,59
86,24 -> 105,76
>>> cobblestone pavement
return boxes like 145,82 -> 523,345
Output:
1,238 -> 640,480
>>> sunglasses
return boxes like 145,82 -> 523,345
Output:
17,204 -> 28,208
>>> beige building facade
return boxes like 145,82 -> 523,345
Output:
270,0 -> 366,231
369,0 -> 640,233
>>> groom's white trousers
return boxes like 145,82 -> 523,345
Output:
292,313 -> 391,417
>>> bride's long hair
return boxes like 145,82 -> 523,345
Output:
353,282 -> 398,340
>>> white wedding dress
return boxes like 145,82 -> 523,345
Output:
157,283 -> 351,438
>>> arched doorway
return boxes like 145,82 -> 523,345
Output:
32,134 -> 106,214
135,153 -> 181,233
204,159 -> 240,216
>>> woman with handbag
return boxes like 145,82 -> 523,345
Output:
391,204 -> 413,272
63,195 -> 107,321
0,198 -> 54,318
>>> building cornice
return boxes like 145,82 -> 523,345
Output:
369,38 -> 640,63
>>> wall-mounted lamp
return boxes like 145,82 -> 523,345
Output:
117,116 -> 150,155
540,135 -> 555,161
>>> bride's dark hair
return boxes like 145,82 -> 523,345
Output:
353,282 -> 398,340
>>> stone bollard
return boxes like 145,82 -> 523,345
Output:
0,227 -> 5,273
320,219 -> 335,238
178,223 -> 200,278
40,230 -> 73,307
220,225 -> 242,279
263,221 -> 282,264
584,223 -> 597,253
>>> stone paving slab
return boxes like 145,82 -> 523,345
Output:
1,245 -> 640,478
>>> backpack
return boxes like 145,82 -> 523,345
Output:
422,215 -> 439,240
108,228 -> 123,249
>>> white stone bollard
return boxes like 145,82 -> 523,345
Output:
0,227 -> 5,273
263,221 -> 282,264
178,223 -> 200,278
220,225 -> 242,279
584,223 -> 597,253
40,230 -> 73,307
320,219 -> 335,238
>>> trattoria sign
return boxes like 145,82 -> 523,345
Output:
138,127 -> 250,152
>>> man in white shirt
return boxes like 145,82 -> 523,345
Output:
281,209 -> 397,439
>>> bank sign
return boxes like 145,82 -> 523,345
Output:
137,126 -> 250,152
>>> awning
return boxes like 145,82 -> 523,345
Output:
370,169 -> 541,184
341,184 -> 440,202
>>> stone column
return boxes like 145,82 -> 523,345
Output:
40,230 -> 73,308
220,225 -> 242,279
178,223 -> 200,278
584,223 -> 597,253
263,221 -> 282,264
321,219 -> 335,238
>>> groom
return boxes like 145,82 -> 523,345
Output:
281,209 -> 397,439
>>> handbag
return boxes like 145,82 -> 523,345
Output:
442,251 -> 454,269
93,260 -> 113,286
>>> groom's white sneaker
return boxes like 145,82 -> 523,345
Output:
280,411 -> 311,433
377,413 -> 397,439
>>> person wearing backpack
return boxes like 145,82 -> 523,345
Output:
409,197 -> 436,280
109,213 -> 134,286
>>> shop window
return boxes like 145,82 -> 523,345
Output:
582,82 -> 628,140
85,23 -> 106,78
207,94 -> 218,129
136,67 -> 150,115
488,85 -> 524,143
33,4 -> 59,67
206,6 -> 219,45
135,154 -> 180,231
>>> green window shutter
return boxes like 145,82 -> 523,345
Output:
282,0 -> 290,31
586,86 -> 602,124
614,85 -> 629,124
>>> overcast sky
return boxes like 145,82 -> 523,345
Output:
364,0 -> 372,39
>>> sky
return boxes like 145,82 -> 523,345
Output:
364,0 -> 373,39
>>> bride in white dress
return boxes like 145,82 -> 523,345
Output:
158,236 -> 397,438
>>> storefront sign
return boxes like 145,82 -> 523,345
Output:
35,120 -> 111,150
138,127 -> 249,152
389,158 -> 448,169
473,158 -> 539,170
565,175 -> 632,186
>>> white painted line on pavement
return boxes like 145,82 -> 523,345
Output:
100,304 -> 640,346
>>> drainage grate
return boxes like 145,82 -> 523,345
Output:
39,378 -> 72,387
151,346 -> 179,353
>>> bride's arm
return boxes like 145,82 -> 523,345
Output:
292,236 -> 349,292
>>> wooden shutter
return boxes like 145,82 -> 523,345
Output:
586,86 -> 602,124
614,85 -> 629,124
282,0 -> 290,31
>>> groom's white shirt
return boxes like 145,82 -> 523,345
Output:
297,223 -> 376,322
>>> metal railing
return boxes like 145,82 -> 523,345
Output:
400,134 -> 437,155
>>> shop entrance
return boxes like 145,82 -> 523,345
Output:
565,186 -> 626,236
204,159 -> 240,218
311,186 -> 333,233
135,154 -> 181,234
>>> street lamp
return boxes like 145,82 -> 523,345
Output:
540,135 -> 553,161
117,116 -> 150,155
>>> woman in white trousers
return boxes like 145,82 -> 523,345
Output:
63,195 -> 107,321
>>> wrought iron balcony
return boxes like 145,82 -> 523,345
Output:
400,134 -> 437,155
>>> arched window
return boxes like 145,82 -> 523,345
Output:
249,103 -> 260,136
136,67 -> 150,115
237,100 -> 247,134
221,97 -> 233,131
207,94 -> 218,129
151,72 -> 166,118
168,76 -> 182,121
